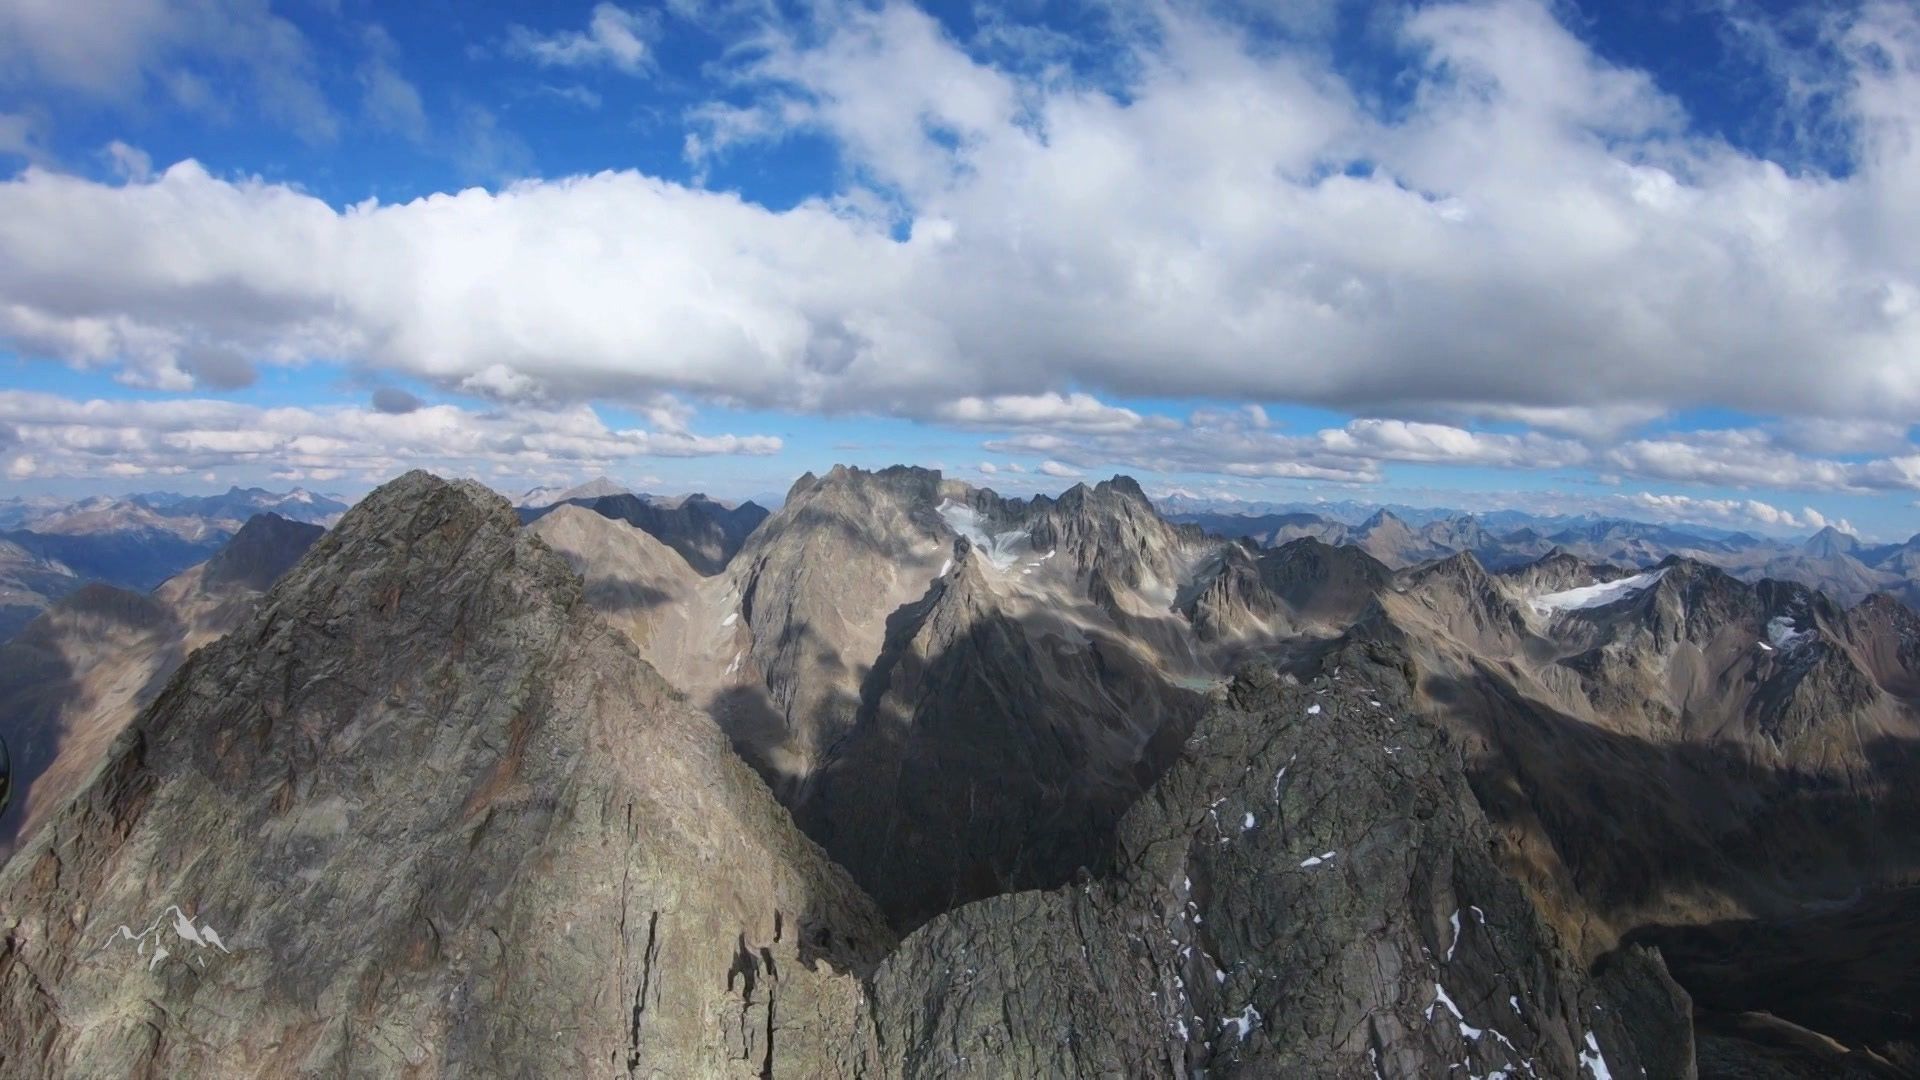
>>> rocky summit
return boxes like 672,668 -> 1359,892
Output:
1,467 -> 1916,1078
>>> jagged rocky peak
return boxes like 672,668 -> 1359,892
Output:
1360,507 -> 1406,531
1019,475 -> 1212,604
196,512 -> 325,593
1185,537 -> 1391,642
524,504 -> 701,653
1638,555 -> 1772,643
745,464 -> 947,570
1803,524 -> 1862,558
1500,547 -> 1624,594
1845,591 -> 1920,697
1409,547 -> 1494,586
793,462 -> 944,505
522,483 -> 768,575
856,640 -> 1690,1077
0,516 -> 325,862
0,469 -> 894,1077
1402,549 -> 1511,612
1420,513 -> 1493,549
716,465 -> 1220,932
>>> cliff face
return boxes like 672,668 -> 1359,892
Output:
5,467 -> 1914,1076
0,514 -> 323,861
0,482 -> 1689,1078
857,641 -> 1690,1078
0,473 -> 889,1078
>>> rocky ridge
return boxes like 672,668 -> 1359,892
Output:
0,473 -> 889,1077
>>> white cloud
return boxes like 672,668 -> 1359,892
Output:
0,0 -> 1917,485
506,4 -> 655,74
359,26 -> 428,142
101,140 -> 153,181
1771,416 -> 1915,454
935,392 -> 1162,433
980,411 -> 1589,485
0,111 -> 53,165
538,84 -> 605,110
1430,402 -> 1669,441
1037,459 -> 1082,478
0,390 -> 781,483
0,0 -> 339,141
1604,430 -> 1920,493
1611,492 -> 1852,535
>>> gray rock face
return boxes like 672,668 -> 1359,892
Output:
0,473 -> 889,1077
798,537 -> 1205,929
1184,537 -> 1390,644
524,490 -> 770,575
0,515 -> 323,860
723,467 -> 1228,931
9,465 -> 1916,1076
857,641 -> 1688,1078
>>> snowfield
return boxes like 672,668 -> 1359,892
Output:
1528,568 -> 1666,614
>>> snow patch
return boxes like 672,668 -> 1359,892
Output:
1298,850 -> 1337,868
1221,1002 -> 1262,1041
1766,615 -> 1812,650
1272,755 -> 1294,801
1427,983 -> 1484,1040
1241,811 -> 1256,831
1529,569 -> 1666,614
937,499 -> 1024,570
1306,704 -> 1322,716
721,612 -> 738,628
1579,1031 -> 1613,1080
1445,909 -> 1462,962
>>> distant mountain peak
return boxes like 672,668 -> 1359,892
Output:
200,512 -> 326,592
1802,524 -> 1861,558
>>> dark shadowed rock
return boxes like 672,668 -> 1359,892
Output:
856,641 -> 1690,1077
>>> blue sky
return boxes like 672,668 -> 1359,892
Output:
1,0 -> 1918,538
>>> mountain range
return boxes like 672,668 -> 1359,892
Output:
0,466 -> 1913,1076
1172,507 -> 1920,612
0,487 -> 348,641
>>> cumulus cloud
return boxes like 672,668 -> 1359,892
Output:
979,408 -> 1592,485
1611,492 -> 1853,535
0,0 -> 1914,433
0,390 -> 781,483
935,392 -> 1164,433
1604,430 -> 1920,493
1037,459 -> 1082,478
506,4 -> 655,74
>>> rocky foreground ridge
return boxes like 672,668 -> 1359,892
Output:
0,469 -> 1913,1076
